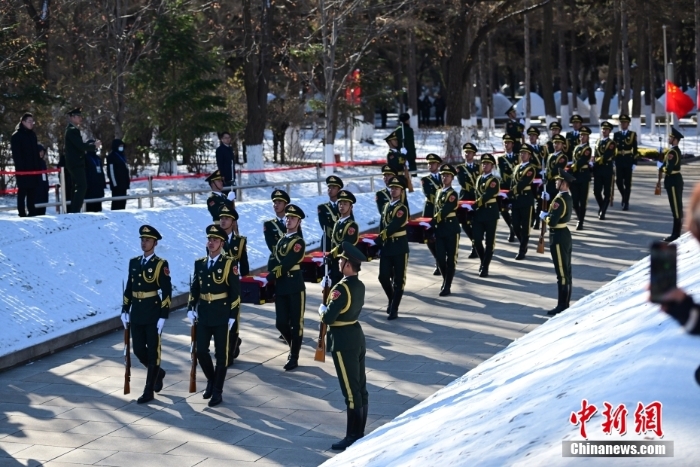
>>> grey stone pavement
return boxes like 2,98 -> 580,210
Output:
1,163 -> 698,467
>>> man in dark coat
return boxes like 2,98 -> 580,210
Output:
10,113 -> 42,217
216,131 -> 236,187
84,140 -> 106,212
63,108 -> 101,213
434,94 -> 446,126
107,139 -> 130,210
395,113 -> 417,172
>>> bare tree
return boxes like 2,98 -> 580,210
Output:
540,0 -> 557,124
557,1 -> 569,125
600,0 -> 621,119
620,0 -> 631,115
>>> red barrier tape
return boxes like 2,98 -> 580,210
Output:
0,184 -> 57,196
0,169 -> 61,176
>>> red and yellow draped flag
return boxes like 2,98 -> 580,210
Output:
665,80 -> 694,119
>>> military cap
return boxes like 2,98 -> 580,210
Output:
339,241 -> 367,264
439,163 -> 457,176
205,170 -> 224,183
285,204 -> 306,219
555,167 -> 576,184
549,121 -> 563,130
218,204 -> 239,220
600,121 -> 613,131
519,145 -> 533,155
480,153 -> 497,165
527,126 -> 541,136
398,113 -> 410,122
670,127 -> 684,140
326,175 -> 344,188
65,107 -> 82,116
384,130 -> 398,142
462,142 -> 478,153
387,176 -> 405,189
552,134 -> 567,143
337,190 -> 357,204
381,164 -> 397,176
502,134 -> 515,143
271,189 -> 291,203
570,114 -> 583,123
139,225 -> 162,240
579,126 -> 592,135
618,114 -> 631,123
426,153 -> 442,163
505,105 -> 516,115
206,224 -> 227,241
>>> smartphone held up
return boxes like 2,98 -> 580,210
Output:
649,241 -> 677,304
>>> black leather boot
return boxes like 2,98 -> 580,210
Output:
515,237 -> 528,260
227,332 -> 242,367
208,365 -> 227,407
547,284 -> 568,316
439,264 -> 454,296
360,404 -> 369,437
284,336 -> 302,371
331,407 -> 363,451
663,219 -> 682,242
468,247 -> 478,259
153,366 -> 166,393
198,353 -> 216,399
137,365 -> 158,404
479,251 -> 493,277
387,291 -> 402,320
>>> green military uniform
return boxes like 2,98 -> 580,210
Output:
505,106 -> 524,153
565,114 -> 583,161
319,242 -> 369,451
570,141 -> 592,230
613,115 -> 639,210
472,154 -> 500,277
205,170 -> 229,224
318,176 -> 343,252
63,108 -> 97,213
498,136 -> 518,242
264,190 -> 303,268
421,153 -> 443,273
660,128 -> 685,241
544,169 -> 574,316
432,164 -> 460,296
268,204 -> 307,370
510,150 -> 536,260
526,127 -> 547,229
545,135 -> 569,201
187,225 -> 241,406
593,127 -> 616,220
376,177 -> 409,320
329,190 -> 360,285
456,143 -> 480,258
122,225 -> 172,403
396,115 -> 417,172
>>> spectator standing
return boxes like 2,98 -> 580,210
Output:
35,144 -> 50,215
84,140 -> 106,212
63,107 -> 101,213
434,94 -> 446,127
420,95 -> 432,127
396,113 -> 417,173
107,139 -> 130,210
215,132 -> 235,187
10,113 -> 41,217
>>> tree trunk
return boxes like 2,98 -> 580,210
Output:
647,15 -> 656,134
479,42 -> 489,138
445,10 -> 467,127
488,33 -> 496,130
600,0 -> 621,119
557,2 -> 569,124
407,29 -> 419,128
22,0 -> 51,82
524,1 -> 531,122
696,0 -> 700,135
541,1 -> 557,123
631,2 -> 645,135
621,1 -> 631,115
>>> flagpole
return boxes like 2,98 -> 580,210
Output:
663,25 -> 670,140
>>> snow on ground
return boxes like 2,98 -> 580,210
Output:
0,190 -> 425,358
322,234 -> 700,466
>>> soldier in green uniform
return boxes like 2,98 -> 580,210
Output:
263,190 -> 303,266
565,114 -> 583,161
318,175 -> 343,253
543,135 -> 569,204
268,204 -> 307,370
318,242 -> 369,451
472,154 -> 500,277
326,190 -> 360,286
539,168 -> 575,316
510,146 -> 536,260
499,135 -> 518,242
218,204 -> 248,366
384,131 -> 407,175
64,107 -> 101,213
570,126 -> 592,230
396,113 -> 417,172
526,127 -> 547,230
432,164 -> 460,296
546,121 -> 565,156
206,170 -> 233,224
421,153 -> 443,275
593,121 -> 616,220
658,127 -> 685,242
376,176 -> 409,320
186,225 -> 240,406
375,165 -> 396,216
457,143 -> 480,259
121,225 -> 172,404
505,106 -> 525,153
613,114 -> 639,210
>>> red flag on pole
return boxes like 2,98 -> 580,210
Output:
665,80 -> 694,118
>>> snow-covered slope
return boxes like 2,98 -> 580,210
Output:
322,234 -> 700,466
0,191 -> 425,357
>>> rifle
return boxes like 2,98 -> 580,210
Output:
122,280 -> 131,395
654,137 -> 663,195
610,168 -> 615,207
189,274 -> 197,393
537,198 -> 548,254
315,236 -> 330,362
401,122 -> 415,193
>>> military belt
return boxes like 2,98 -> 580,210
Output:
550,224 -> 568,230
521,186 -> 531,191
668,171 -> 681,175
390,231 -> 407,238
132,291 -> 158,299
619,150 -> 634,155
444,212 -> 457,218
329,320 -> 358,327
289,265 -> 301,271
485,199 -> 497,204
200,292 -> 228,302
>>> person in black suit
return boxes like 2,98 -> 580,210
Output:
84,140 -> 106,212
10,113 -> 42,217
216,132 -> 236,187
107,139 -> 130,210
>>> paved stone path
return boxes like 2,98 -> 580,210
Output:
1,164 -> 698,467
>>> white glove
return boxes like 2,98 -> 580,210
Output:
632,164 -> 636,172
318,304 -> 328,316
187,310 -> 197,326
588,160 -> 594,167
227,191 -> 236,201
566,161 -> 573,166
156,318 -> 165,335
228,318 -> 235,331
400,147 -> 407,155
542,191 -> 550,201
320,275 -> 332,289
657,161 -> 663,169
539,169 -> 547,177
539,211 -> 549,220
120,313 -> 129,329
461,203 -> 473,211
362,238 -> 376,246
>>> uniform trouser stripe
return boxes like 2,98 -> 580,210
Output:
402,254 -> 408,289
298,291 -> 306,336
671,186 -> 680,219
336,352 -> 354,409
224,327 -> 230,367
555,243 -> 566,285
156,333 -> 162,366
454,234 -> 460,267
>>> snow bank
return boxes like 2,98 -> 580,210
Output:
323,234 -> 700,466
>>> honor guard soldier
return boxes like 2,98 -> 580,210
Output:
121,225 -> 172,404
570,126 -> 592,230
396,112 -> 417,172
472,154 -> 500,277
376,176 -> 409,320
64,107 -> 102,213
318,176 -> 343,253
432,164 -> 460,296
593,121 -> 616,220
499,135 -> 518,242
614,114 -> 639,210
658,127 -> 685,242
539,168 -> 575,316
546,121 -> 564,155
384,130 -> 407,175
268,204 -> 307,370
187,225 -> 240,407
505,106 -> 524,153
264,190 -> 303,264
457,143 -> 480,258
318,242 -> 369,451
566,114 -> 583,160
421,153 -> 443,274
526,127 -> 547,230
218,204 -> 248,366
327,190 -> 360,286
543,135 -> 569,205
206,170 -> 234,224
376,165 -> 396,216
510,146 -> 536,260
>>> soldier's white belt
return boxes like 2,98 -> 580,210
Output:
329,320 -> 358,327
200,292 -> 228,302
132,291 -> 158,299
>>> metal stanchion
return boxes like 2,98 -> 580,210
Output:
148,176 -> 154,208
59,167 -> 67,214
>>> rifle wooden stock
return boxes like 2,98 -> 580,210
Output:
536,198 -> 548,254
189,324 -> 197,393
610,170 -> 615,206
123,326 -> 131,395
404,167 -> 414,193
315,273 -> 331,362
655,169 -> 663,195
